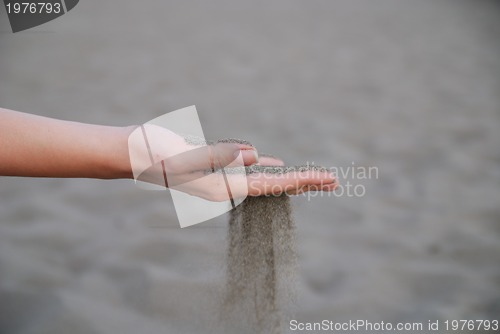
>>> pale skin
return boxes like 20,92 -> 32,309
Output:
0,108 -> 337,200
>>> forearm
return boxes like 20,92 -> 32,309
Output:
0,108 -> 134,179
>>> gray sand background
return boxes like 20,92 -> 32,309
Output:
1,1 -> 499,333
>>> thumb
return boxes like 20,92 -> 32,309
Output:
162,143 -> 258,174
211,143 -> 259,169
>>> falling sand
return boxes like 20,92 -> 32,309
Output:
216,139 -> 327,333
184,137 -> 327,333
224,193 -> 295,333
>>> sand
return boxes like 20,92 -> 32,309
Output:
224,195 -> 295,334
1,1 -> 499,334
216,139 -> 332,333
215,139 -> 302,333
180,136 -> 307,332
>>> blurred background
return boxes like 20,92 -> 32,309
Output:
1,1 -> 499,333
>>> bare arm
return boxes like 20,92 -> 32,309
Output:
0,107 -> 134,179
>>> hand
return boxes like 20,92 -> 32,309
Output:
129,125 -> 337,201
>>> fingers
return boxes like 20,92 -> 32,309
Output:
163,143 -> 258,174
257,155 -> 285,166
137,163 -> 337,201
193,170 -> 336,200
245,170 -> 336,197
225,146 -> 259,167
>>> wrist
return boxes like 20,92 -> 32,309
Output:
109,125 -> 137,179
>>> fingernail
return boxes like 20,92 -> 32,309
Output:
253,150 -> 259,162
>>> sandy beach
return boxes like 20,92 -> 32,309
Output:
1,1 -> 499,333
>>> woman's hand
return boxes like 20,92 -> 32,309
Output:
129,124 -> 337,201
